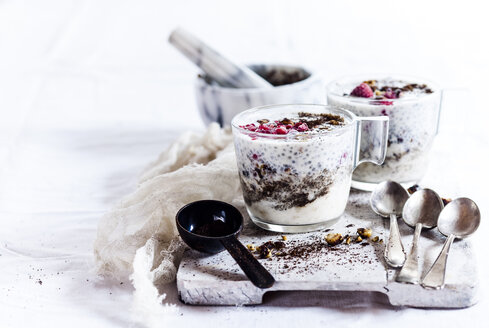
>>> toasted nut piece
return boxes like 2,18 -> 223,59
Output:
379,239 -> 384,244
325,233 -> 343,246
282,235 -> 287,241
375,90 -> 383,96
357,228 -> 372,238
259,246 -> 272,259
372,236 -> 379,242
407,184 -> 421,195
246,244 -> 256,251
345,236 -> 352,245
363,80 -> 377,87
355,236 -> 363,243
442,198 -> 452,206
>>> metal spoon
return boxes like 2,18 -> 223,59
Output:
176,200 -> 275,289
370,180 -> 409,267
421,197 -> 480,289
396,189 -> 444,284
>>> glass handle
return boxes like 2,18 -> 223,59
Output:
437,88 -> 468,136
436,89 -> 444,135
353,116 -> 389,168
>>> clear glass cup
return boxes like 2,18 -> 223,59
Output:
231,104 -> 389,233
327,75 -> 442,191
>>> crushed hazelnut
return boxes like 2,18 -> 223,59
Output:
357,228 -> 372,238
325,233 -> 343,246
345,235 -> 352,245
379,239 -> 384,244
442,198 -> 452,206
282,235 -> 287,241
407,184 -> 421,195
372,236 -> 379,242
355,236 -> 363,243
246,244 -> 256,251
259,246 -> 272,259
363,80 -> 377,87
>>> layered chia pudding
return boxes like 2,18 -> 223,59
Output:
231,105 -> 358,232
327,76 -> 441,189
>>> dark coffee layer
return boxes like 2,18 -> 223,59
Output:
239,166 -> 335,210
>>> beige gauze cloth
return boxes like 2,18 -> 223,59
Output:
93,123 -> 244,303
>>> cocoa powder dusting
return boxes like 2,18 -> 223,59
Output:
249,231 -> 382,275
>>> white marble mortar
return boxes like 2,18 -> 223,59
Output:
195,64 -> 325,127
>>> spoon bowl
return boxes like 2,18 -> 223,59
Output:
396,188 -> 444,284
370,180 -> 410,218
176,200 -> 242,254
370,180 -> 409,268
402,188 -> 443,229
421,197 -> 480,289
437,198 -> 481,238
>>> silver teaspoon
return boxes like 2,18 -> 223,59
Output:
421,198 -> 480,289
396,189 -> 444,284
370,180 -> 409,268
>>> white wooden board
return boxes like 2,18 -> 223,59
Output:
177,191 -> 478,308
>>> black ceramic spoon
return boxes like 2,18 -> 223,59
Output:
176,200 -> 275,289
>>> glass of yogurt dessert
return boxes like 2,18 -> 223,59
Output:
231,104 -> 389,233
327,76 -> 441,190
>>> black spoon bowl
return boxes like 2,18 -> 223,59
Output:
176,200 -> 275,289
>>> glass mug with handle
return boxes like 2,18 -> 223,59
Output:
327,75 -> 442,191
231,104 -> 389,233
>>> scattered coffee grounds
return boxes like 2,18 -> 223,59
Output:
192,219 -> 234,237
241,167 -> 335,210
247,227 -> 384,274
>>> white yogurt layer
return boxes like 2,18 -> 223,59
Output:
233,118 -> 354,226
327,78 -> 441,184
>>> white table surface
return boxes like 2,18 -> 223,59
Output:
1,1 -> 488,327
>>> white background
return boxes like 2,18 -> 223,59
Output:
0,1 -> 488,327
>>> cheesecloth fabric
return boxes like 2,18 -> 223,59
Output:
93,123 -> 243,306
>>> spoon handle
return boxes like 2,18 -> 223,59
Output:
421,234 -> 455,289
396,222 -> 422,283
220,237 -> 275,289
384,213 -> 405,268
